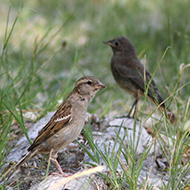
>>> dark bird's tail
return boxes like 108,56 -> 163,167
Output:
154,99 -> 176,124
161,106 -> 176,124
151,93 -> 176,124
148,80 -> 176,124
1,150 -> 37,182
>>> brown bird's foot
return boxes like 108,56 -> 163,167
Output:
52,158 -> 71,177
51,171 -> 70,177
50,152 -> 70,177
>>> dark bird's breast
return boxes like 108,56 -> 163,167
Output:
110,56 -> 142,97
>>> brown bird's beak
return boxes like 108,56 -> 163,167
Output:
95,82 -> 106,90
103,40 -> 113,47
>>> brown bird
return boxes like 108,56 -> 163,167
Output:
2,76 -> 105,180
103,36 -> 175,123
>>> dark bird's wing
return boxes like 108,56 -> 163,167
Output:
114,59 -> 176,123
113,59 -> 164,104
28,101 -> 72,151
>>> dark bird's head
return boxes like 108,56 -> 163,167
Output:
74,76 -> 106,101
103,36 -> 136,56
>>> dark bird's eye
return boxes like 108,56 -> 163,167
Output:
115,41 -> 119,46
87,81 -> 92,85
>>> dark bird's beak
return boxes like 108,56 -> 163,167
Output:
103,40 -> 113,47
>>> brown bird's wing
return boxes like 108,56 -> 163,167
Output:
28,101 -> 72,151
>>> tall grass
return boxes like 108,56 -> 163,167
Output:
0,5 -> 73,170
0,0 -> 190,189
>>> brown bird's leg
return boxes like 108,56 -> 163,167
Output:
50,151 -> 69,177
52,158 -> 64,175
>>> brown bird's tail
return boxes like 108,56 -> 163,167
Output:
1,150 -> 37,182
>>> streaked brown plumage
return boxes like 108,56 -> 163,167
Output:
104,36 -> 175,123
2,76 -> 105,180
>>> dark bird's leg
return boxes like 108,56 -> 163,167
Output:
128,98 -> 138,118
116,98 -> 138,119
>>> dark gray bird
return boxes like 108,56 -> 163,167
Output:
104,36 -> 175,123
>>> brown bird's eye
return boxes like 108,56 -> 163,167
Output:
87,81 -> 92,85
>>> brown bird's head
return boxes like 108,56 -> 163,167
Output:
103,36 -> 136,55
74,76 -> 106,100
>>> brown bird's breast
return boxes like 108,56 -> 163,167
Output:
38,99 -> 88,154
41,114 -> 86,153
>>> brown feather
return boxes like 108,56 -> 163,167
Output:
28,101 -> 72,151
